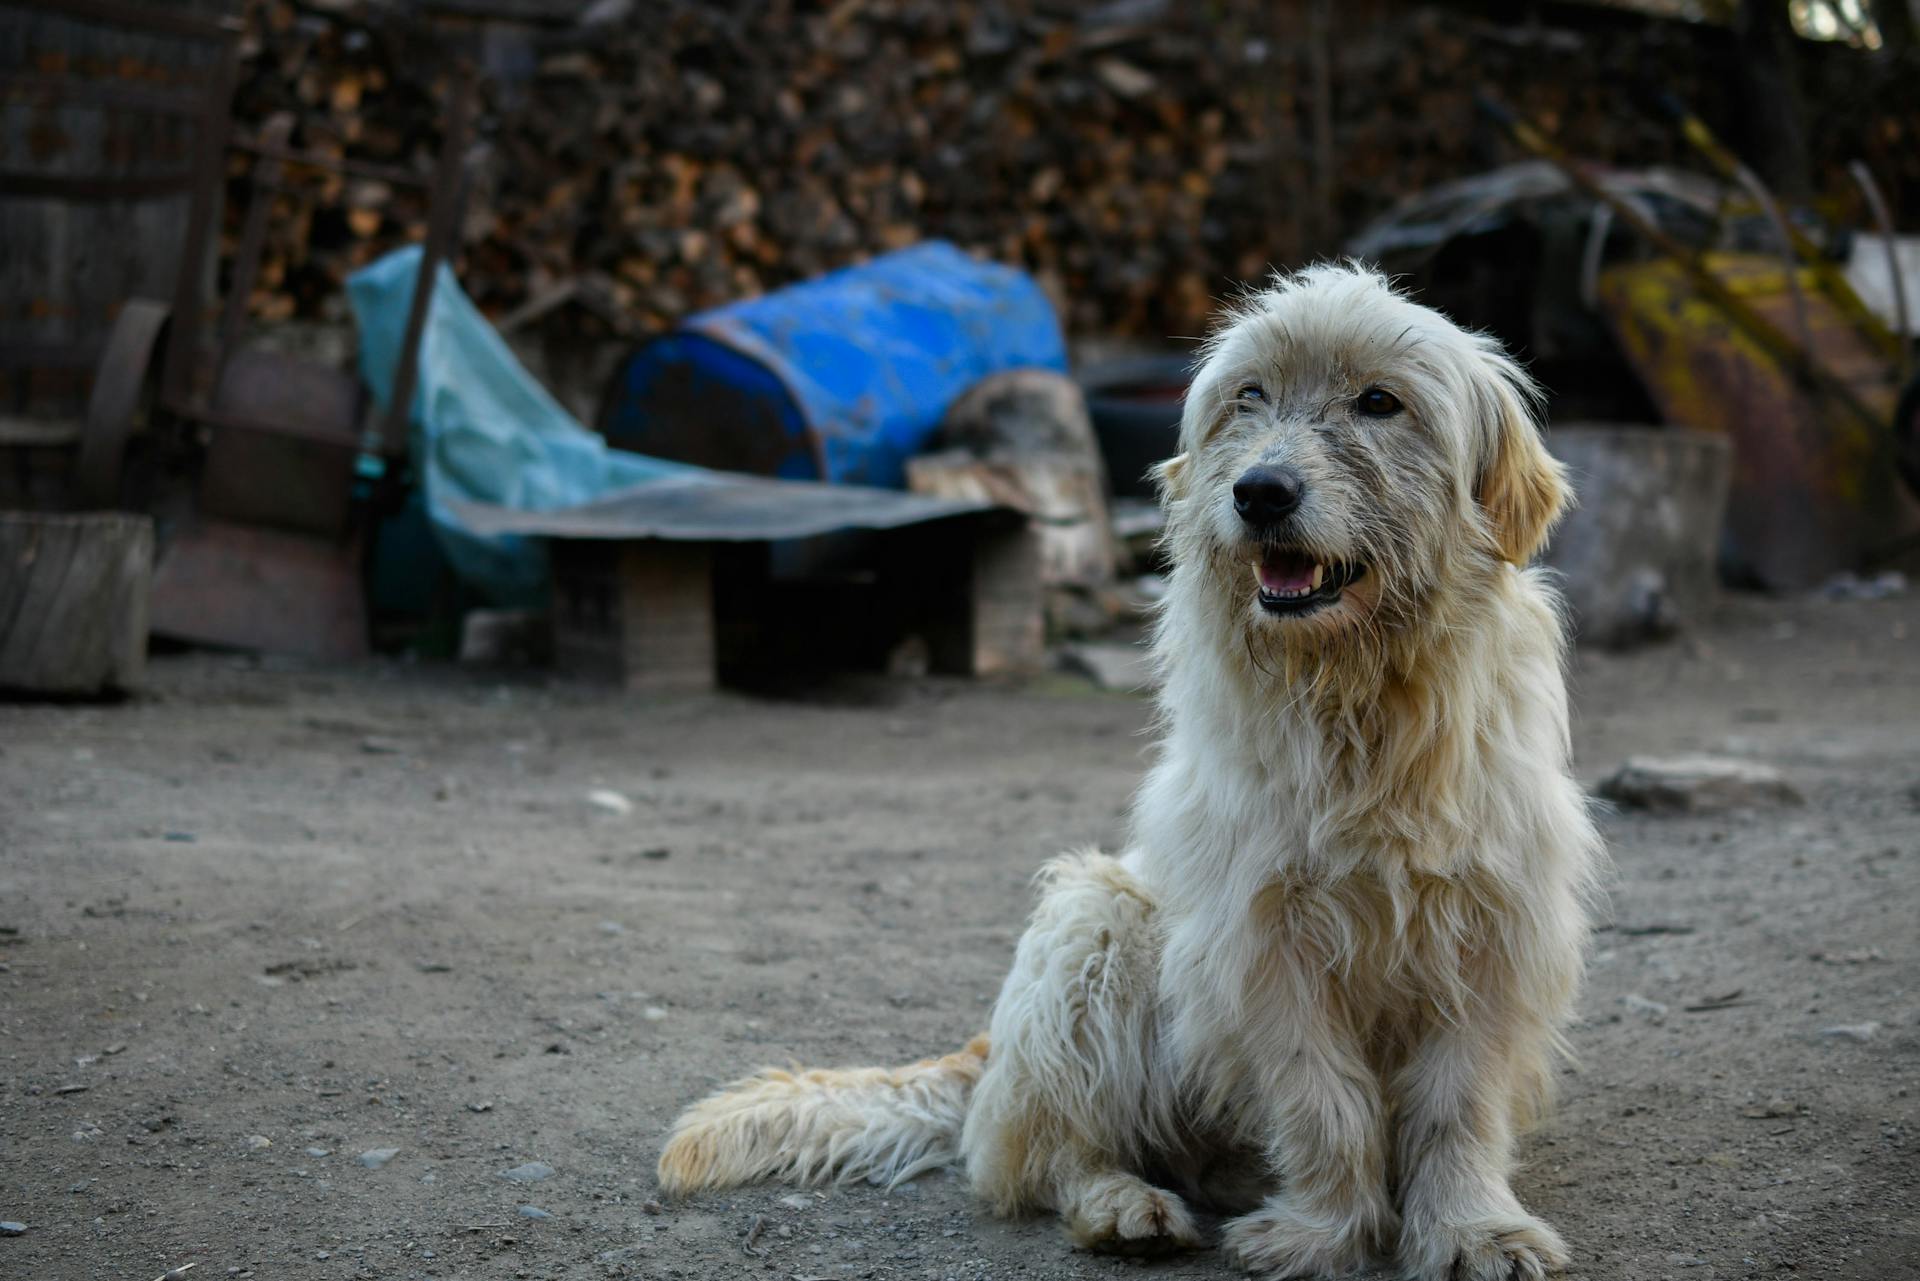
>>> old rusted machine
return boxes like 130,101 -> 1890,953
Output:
1,0 -> 470,659
1481,93 -> 1919,590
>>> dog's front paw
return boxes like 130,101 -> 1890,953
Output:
1064,1173 -> 1203,1257
1222,1199 -> 1389,1278
1398,1213 -> 1569,1281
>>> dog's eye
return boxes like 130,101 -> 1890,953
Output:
1354,387 -> 1403,418
1238,384 -> 1266,403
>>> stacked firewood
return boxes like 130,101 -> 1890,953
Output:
223,0 -> 1915,341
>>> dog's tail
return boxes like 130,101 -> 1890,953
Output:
656,1034 -> 990,1194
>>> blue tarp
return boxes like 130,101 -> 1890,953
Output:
349,246 -> 711,607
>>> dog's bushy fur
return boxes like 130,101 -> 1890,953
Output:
658,265 -> 1604,1281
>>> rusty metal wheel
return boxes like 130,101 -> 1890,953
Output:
73,298 -> 172,510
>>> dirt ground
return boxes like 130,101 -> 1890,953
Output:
2,589 -> 1916,1281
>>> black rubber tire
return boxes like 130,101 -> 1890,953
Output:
1897,370 -> 1920,505
1080,355 -> 1192,499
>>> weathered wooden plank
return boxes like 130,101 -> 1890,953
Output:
0,4 -> 230,412
0,510 -> 152,694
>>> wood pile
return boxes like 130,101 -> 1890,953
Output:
223,0 -> 1916,342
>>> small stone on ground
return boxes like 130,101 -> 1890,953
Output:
500,1161 -> 554,1183
1056,640 -> 1154,691
1598,755 -> 1804,813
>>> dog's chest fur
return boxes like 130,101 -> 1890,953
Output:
1127,571 -> 1591,1133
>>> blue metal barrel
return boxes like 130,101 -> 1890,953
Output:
597,241 -> 1067,488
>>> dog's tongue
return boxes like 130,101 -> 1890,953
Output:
1258,551 -> 1318,595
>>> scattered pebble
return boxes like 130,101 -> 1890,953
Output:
778,1194 -> 813,1211
357,1147 -> 400,1169
54,1083 -> 89,1095
467,1101 -> 493,1113
1819,1022 -> 1880,1043
1622,994 -> 1669,1021
598,921 -> 626,935
0,1222 -> 26,1236
587,789 -> 633,816
641,1006 -> 669,1021
1818,570 -> 1906,601
597,1246 -> 647,1265
162,832 -> 197,843
243,1134 -> 272,1151
305,1147 -> 331,1158
517,1205 -> 553,1219
1056,640 -> 1155,692
500,1161 -> 554,1183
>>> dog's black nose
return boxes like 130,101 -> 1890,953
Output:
1233,465 -> 1304,527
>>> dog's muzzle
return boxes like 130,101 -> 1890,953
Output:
1233,466 -> 1365,616
1232,465 -> 1304,530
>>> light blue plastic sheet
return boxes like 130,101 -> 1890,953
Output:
349,246 -> 709,606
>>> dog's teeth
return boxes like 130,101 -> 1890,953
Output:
1310,564 -> 1325,591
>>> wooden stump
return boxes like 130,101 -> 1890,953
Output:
0,512 -> 154,695
1544,425 -> 1733,647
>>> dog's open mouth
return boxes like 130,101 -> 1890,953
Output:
1253,549 -> 1365,615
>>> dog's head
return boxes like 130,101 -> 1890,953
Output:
1155,264 -> 1567,649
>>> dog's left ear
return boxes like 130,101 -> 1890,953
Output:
1474,359 -> 1569,565
1151,452 -> 1190,505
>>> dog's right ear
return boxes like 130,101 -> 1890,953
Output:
1151,452 -> 1190,505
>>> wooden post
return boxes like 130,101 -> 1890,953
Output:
0,512 -> 153,694
967,520 -> 1045,676
550,539 -> 716,693
914,516 -> 1044,678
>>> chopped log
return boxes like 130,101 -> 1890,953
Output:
0,512 -> 153,695
911,369 -> 1116,589
199,0 -> 1915,358
909,451 -> 1115,589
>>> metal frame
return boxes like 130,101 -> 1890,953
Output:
1478,92 -> 1890,436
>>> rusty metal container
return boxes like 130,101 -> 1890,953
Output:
1599,254 -> 1920,588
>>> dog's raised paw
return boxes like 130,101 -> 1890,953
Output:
1064,1173 -> 1202,1257
1400,1214 -> 1569,1281
1222,1200 -> 1386,1278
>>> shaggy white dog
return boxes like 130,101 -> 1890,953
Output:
658,264 -> 1603,1281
